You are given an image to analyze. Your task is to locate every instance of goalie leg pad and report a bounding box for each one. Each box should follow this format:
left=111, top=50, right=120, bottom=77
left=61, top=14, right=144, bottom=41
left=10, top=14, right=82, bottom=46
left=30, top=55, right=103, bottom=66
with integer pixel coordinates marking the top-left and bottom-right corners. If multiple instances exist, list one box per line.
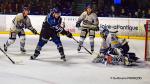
left=93, top=54, right=105, bottom=63
left=125, top=52, right=138, bottom=62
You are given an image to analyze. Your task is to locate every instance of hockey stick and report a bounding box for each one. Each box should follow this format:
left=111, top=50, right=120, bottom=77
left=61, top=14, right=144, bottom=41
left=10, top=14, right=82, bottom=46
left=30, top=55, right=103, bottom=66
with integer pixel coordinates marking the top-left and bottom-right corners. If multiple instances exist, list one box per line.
left=38, top=33, right=92, bottom=54
left=0, top=48, right=15, bottom=64
left=37, top=33, right=40, bottom=35
left=72, top=37, right=92, bottom=55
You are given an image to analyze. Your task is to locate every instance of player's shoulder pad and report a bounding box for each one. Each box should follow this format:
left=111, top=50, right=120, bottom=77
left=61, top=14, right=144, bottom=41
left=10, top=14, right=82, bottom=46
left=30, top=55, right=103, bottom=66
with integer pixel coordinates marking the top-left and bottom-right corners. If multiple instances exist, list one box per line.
left=15, top=13, right=23, bottom=21
left=91, top=12, right=97, bottom=16
left=82, top=11, right=87, bottom=15
left=16, top=13, right=23, bottom=17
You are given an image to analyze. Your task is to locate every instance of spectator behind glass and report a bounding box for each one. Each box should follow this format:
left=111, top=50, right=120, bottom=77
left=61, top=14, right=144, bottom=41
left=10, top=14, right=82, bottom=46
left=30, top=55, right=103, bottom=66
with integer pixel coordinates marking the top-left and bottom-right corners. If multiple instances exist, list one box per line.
left=40, top=2, right=47, bottom=15
left=128, top=12, right=132, bottom=18
left=120, top=8, right=127, bottom=17
left=62, top=7, right=72, bottom=16
left=27, top=2, right=31, bottom=10
left=3, top=2, right=7, bottom=14
left=8, top=2, right=12, bottom=14
left=30, top=2, right=40, bottom=15
left=137, top=8, right=142, bottom=18
left=142, top=10, right=146, bottom=18
left=103, top=6, right=109, bottom=17
left=0, top=3, right=2, bottom=13
left=15, top=3, right=19, bottom=13
left=146, top=9, right=150, bottom=18
left=109, top=5, right=117, bottom=17
left=133, top=8, right=143, bottom=18
left=134, top=11, right=138, bottom=18
left=3, top=2, right=13, bottom=14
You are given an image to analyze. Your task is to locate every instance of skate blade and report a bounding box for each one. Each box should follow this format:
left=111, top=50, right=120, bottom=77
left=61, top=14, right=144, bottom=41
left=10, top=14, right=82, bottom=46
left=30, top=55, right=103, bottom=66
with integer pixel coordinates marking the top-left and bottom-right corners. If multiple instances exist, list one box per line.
left=61, top=58, right=66, bottom=62
left=21, top=52, right=26, bottom=54
left=15, top=61, right=24, bottom=65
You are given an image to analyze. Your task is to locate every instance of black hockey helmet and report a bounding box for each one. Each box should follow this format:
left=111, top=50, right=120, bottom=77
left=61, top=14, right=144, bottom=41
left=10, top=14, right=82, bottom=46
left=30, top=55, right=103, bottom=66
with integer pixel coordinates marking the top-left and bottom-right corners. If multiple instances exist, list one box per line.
left=22, top=7, right=30, bottom=12
left=85, top=3, right=93, bottom=9
left=22, top=6, right=30, bottom=17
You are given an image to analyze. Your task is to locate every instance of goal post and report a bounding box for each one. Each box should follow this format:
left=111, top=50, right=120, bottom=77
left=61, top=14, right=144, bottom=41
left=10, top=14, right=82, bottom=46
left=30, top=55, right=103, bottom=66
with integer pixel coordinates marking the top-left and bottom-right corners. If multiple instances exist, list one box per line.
left=145, top=20, right=150, bottom=61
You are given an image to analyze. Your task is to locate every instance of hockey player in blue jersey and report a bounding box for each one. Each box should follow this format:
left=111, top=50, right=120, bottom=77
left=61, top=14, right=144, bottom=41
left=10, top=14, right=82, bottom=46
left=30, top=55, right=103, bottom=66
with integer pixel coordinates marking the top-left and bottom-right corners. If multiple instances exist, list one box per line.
left=30, top=8, right=72, bottom=61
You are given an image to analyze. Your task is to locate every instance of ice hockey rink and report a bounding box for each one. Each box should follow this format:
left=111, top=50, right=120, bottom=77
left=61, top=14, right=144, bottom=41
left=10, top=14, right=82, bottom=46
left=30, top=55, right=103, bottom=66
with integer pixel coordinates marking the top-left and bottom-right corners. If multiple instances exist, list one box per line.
left=0, top=34, right=150, bottom=84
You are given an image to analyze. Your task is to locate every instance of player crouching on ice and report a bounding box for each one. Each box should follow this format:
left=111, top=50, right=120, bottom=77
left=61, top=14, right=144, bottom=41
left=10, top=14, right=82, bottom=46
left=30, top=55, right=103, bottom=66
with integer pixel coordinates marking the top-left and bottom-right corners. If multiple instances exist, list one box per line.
left=4, top=7, right=38, bottom=53
left=76, top=3, right=99, bottom=53
left=93, top=28, right=139, bottom=66
left=30, top=8, right=72, bottom=61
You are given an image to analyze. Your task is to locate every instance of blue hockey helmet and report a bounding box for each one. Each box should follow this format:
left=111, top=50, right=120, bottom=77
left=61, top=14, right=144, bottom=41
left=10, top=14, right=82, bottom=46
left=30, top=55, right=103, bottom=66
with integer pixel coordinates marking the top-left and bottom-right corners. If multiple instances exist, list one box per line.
left=52, top=7, right=61, bottom=13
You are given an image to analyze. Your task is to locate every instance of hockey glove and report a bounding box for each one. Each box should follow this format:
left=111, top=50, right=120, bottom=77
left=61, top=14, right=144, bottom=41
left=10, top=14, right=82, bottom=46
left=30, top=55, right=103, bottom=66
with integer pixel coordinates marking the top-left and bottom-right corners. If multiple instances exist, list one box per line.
left=76, top=22, right=81, bottom=28
left=95, top=26, right=99, bottom=31
left=66, top=31, right=73, bottom=38
left=31, top=29, right=38, bottom=34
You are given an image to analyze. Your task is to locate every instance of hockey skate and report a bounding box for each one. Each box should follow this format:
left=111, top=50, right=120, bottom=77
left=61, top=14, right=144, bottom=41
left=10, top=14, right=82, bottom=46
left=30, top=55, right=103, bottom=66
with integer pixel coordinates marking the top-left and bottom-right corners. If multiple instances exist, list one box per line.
left=77, top=45, right=81, bottom=52
left=92, top=53, right=105, bottom=63
left=91, top=47, right=94, bottom=53
left=30, top=50, right=40, bottom=60
left=30, top=55, right=38, bottom=60
left=20, top=48, right=26, bottom=54
left=60, top=55, right=66, bottom=62
left=124, top=56, right=130, bottom=66
left=4, top=44, right=7, bottom=52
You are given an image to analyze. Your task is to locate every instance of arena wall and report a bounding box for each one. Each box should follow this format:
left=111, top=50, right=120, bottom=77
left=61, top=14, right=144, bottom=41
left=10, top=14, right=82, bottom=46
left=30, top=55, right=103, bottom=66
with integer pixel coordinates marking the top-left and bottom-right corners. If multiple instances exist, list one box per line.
left=0, top=15, right=149, bottom=39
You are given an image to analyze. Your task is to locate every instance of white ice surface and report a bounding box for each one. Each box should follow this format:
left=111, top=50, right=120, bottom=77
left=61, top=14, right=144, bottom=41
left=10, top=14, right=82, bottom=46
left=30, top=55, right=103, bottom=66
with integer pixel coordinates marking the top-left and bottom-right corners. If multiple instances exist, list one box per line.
left=0, top=35, right=150, bottom=84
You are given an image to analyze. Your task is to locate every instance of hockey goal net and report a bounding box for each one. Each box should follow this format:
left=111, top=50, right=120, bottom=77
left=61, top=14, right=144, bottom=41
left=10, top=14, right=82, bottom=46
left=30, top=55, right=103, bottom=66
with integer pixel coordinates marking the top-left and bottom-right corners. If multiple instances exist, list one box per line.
left=145, top=20, right=150, bottom=61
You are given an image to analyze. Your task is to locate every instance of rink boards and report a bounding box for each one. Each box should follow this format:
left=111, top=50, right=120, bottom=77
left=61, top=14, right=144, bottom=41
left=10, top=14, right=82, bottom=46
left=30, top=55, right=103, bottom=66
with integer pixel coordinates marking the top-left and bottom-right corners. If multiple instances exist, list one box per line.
left=0, top=15, right=150, bottom=40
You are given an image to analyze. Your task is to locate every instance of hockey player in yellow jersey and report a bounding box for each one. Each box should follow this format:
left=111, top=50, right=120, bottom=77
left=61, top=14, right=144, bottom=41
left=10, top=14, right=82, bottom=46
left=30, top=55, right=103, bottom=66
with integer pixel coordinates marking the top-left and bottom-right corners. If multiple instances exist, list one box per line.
left=76, top=3, right=99, bottom=53
left=4, top=7, right=38, bottom=53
